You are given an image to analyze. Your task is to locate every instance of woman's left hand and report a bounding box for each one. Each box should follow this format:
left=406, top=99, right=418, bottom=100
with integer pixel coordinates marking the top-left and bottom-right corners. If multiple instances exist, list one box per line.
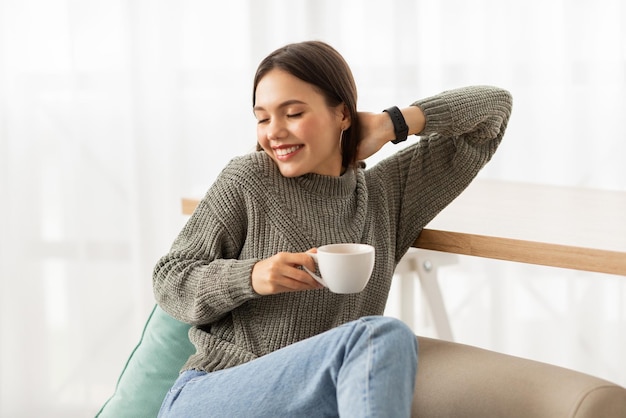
left=355, top=112, right=393, bottom=161
left=356, top=106, right=425, bottom=161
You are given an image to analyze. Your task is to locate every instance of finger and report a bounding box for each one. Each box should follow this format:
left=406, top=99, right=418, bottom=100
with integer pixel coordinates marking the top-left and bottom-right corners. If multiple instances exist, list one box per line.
left=271, top=269, right=321, bottom=292
left=290, top=267, right=324, bottom=289
left=257, top=252, right=324, bottom=293
left=270, top=260, right=319, bottom=289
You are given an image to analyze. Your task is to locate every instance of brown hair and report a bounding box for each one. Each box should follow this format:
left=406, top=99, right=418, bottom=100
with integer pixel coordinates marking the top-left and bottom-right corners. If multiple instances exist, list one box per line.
left=253, top=41, right=361, bottom=169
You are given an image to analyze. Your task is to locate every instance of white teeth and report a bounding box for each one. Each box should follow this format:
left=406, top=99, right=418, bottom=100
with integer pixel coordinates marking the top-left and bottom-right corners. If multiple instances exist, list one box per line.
left=275, top=146, right=301, bottom=156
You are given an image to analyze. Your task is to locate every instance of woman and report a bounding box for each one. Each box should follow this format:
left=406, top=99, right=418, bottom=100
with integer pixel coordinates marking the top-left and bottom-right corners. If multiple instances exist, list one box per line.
left=154, top=40, right=512, bottom=417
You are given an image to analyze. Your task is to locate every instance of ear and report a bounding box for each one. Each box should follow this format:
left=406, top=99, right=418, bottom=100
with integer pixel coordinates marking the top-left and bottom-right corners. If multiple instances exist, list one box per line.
left=336, top=103, right=351, bottom=130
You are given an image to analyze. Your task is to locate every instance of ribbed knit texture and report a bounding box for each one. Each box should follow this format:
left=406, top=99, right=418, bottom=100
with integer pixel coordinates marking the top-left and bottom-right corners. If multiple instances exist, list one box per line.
left=153, top=86, right=513, bottom=373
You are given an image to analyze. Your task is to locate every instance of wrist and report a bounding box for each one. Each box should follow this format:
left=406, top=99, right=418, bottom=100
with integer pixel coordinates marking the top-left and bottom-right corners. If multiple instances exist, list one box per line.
left=403, top=105, right=426, bottom=136
left=383, top=106, right=409, bottom=144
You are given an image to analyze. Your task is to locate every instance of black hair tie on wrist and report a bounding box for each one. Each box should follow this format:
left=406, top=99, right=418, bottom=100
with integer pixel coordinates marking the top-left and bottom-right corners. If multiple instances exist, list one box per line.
left=383, top=106, right=409, bottom=144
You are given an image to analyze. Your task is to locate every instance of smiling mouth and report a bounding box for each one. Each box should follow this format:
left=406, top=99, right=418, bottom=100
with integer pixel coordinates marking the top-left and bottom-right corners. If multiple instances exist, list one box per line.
left=274, top=145, right=303, bottom=157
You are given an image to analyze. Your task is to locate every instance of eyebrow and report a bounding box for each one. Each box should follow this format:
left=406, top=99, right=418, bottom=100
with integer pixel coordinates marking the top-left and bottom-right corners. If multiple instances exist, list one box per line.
left=253, top=99, right=307, bottom=112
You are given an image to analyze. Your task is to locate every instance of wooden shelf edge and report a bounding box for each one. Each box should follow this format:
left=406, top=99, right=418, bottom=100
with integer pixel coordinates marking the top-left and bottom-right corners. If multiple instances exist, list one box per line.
left=414, top=229, right=626, bottom=277
left=181, top=198, right=199, bottom=215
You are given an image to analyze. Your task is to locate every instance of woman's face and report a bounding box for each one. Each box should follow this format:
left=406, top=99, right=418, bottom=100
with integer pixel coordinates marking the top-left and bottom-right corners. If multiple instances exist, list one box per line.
left=254, top=69, right=349, bottom=178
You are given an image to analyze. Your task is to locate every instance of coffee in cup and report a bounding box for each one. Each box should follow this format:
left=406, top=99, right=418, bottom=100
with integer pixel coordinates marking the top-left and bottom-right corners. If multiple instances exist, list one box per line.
left=303, top=243, right=375, bottom=294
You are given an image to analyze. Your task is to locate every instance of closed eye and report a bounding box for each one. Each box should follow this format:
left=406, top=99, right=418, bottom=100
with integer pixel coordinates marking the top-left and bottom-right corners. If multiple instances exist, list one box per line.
left=287, top=112, right=303, bottom=118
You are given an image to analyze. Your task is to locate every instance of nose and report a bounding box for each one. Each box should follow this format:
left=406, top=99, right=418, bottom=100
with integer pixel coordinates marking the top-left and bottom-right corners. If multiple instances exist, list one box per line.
left=266, top=119, right=288, bottom=141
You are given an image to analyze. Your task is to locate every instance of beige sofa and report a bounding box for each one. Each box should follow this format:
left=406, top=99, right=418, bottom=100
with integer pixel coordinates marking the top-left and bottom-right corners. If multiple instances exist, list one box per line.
left=412, top=336, right=626, bottom=417
left=97, top=305, right=626, bottom=417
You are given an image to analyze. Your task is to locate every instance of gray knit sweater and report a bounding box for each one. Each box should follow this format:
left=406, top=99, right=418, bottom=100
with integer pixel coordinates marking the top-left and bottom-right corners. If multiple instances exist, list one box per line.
left=153, top=86, right=513, bottom=373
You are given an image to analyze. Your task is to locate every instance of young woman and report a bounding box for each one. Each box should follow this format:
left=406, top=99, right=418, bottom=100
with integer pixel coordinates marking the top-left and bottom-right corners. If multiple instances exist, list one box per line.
left=154, top=40, right=512, bottom=417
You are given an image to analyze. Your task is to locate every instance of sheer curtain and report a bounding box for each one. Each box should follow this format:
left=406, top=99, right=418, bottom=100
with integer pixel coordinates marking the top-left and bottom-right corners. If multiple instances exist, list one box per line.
left=0, top=0, right=624, bottom=416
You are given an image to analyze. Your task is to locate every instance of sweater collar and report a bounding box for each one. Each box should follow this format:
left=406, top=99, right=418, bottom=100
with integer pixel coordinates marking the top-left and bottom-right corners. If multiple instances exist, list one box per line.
left=295, top=168, right=357, bottom=198
left=254, top=151, right=358, bottom=198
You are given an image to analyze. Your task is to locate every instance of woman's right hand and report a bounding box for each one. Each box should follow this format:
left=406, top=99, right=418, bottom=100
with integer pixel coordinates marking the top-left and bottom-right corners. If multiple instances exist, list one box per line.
left=251, top=251, right=323, bottom=295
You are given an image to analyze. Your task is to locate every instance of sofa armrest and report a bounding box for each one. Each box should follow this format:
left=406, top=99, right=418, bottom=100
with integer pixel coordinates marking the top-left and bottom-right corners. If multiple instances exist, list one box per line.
left=412, top=336, right=626, bottom=418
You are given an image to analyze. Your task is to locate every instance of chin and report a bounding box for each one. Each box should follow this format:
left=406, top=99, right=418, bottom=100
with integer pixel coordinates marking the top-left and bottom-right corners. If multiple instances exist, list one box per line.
left=278, top=167, right=305, bottom=178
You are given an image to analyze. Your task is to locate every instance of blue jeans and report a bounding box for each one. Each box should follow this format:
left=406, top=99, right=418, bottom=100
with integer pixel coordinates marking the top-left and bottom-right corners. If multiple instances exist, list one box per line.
left=158, top=316, right=418, bottom=418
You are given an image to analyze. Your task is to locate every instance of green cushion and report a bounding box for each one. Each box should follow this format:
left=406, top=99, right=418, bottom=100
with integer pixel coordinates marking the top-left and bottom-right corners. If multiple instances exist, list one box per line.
left=96, top=305, right=195, bottom=418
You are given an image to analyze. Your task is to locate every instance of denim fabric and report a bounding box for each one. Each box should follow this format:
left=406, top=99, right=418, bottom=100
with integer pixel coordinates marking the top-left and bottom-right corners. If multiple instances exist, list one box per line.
left=158, top=316, right=418, bottom=418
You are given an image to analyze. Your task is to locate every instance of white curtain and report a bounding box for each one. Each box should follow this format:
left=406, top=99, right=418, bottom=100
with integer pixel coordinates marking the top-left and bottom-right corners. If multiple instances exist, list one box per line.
left=0, top=0, right=624, bottom=416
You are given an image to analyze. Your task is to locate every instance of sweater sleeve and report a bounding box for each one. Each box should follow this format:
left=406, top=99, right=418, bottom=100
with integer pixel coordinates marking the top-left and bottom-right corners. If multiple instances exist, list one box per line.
left=376, top=86, right=513, bottom=260
left=153, top=163, right=262, bottom=326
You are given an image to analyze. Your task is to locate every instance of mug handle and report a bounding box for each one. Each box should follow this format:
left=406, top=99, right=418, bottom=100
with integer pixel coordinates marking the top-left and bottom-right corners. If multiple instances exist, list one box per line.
left=303, top=253, right=327, bottom=288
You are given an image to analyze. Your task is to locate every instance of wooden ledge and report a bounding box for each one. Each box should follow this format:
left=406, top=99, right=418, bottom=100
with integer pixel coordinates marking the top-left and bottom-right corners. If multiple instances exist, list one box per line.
left=415, top=229, right=626, bottom=276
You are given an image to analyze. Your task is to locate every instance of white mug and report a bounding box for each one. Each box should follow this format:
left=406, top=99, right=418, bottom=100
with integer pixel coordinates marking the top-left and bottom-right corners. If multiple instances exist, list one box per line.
left=303, top=243, right=375, bottom=294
